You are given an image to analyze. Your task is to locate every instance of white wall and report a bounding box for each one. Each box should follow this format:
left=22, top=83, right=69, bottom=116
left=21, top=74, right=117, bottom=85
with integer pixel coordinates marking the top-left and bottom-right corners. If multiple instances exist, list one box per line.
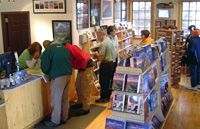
left=154, top=0, right=179, bottom=22
left=0, top=0, right=74, bottom=54
left=0, top=0, right=179, bottom=54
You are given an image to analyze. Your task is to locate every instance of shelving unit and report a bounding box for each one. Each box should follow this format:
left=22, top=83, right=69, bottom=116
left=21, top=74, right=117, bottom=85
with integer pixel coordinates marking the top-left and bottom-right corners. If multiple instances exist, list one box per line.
left=156, top=29, right=184, bottom=85
left=82, top=28, right=134, bottom=91
left=116, top=28, right=134, bottom=57
left=109, top=46, right=174, bottom=128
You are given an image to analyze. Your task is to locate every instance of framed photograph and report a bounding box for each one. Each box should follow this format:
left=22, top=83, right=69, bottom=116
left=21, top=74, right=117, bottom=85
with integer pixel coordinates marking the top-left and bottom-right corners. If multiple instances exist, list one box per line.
left=165, top=20, right=176, bottom=26
left=101, top=0, right=113, bottom=19
left=52, top=20, right=72, bottom=44
left=90, top=0, right=101, bottom=27
left=114, top=0, right=121, bottom=23
left=33, top=0, right=66, bottom=14
left=76, top=0, right=89, bottom=30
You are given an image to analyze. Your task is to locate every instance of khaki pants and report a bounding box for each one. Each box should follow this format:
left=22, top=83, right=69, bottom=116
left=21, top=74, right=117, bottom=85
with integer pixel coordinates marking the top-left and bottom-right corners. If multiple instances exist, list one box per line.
left=50, top=75, right=71, bottom=124
left=75, top=67, right=93, bottom=110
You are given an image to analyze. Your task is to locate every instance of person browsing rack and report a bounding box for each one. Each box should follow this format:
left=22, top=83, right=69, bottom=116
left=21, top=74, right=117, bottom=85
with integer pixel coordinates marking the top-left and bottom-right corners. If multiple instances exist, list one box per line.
left=92, top=29, right=115, bottom=103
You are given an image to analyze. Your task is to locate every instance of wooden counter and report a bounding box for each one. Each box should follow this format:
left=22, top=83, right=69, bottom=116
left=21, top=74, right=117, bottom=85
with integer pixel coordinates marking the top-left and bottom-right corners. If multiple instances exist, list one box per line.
left=0, top=70, right=75, bottom=129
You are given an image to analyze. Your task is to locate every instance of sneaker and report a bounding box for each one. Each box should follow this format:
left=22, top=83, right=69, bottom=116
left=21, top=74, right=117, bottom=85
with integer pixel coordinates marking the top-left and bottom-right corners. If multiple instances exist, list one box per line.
left=187, top=86, right=197, bottom=91
left=95, top=98, right=107, bottom=103
left=76, top=109, right=90, bottom=116
left=44, top=121, right=59, bottom=127
left=71, top=103, right=83, bottom=109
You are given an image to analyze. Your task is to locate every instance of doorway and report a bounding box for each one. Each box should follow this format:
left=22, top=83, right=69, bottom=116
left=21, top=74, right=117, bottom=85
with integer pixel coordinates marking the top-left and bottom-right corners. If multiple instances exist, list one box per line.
left=1, top=11, right=31, bottom=70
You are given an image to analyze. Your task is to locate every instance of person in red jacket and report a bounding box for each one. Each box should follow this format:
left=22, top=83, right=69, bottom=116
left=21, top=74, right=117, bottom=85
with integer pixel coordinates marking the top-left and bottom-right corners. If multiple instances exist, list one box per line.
left=65, top=43, right=94, bottom=116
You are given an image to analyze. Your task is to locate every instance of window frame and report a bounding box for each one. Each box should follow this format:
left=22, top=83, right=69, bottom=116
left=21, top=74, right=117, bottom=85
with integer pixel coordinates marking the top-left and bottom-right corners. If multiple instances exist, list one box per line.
left=179, top=0, right=200, bottom=35
left=129, top=0, right=154, bottom=38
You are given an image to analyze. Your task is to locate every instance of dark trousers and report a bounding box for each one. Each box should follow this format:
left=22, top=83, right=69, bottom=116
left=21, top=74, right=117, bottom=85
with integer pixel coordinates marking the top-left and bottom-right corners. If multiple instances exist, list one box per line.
left=99, top=62, right=113, bottom=99
left=110, top=58, right=118, bottom=89
left=189, top=64, right=200, bottom=87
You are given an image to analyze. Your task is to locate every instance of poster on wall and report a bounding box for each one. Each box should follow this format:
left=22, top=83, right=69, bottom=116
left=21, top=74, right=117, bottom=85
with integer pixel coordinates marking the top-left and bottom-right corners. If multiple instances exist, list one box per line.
left=52, top=20, right=72, bottom=44
left=76, top=0, right=89, bottom=30
left=90, top=0, right=101, bottom=27
left=33, top=0, right=66, bottom=13
left=101, top=0, right=113, bottom=19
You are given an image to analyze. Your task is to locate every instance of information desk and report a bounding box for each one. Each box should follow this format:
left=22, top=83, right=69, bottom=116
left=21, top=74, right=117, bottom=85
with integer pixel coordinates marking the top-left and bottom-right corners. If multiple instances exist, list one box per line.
left=0, top=69, right=75, bottom=129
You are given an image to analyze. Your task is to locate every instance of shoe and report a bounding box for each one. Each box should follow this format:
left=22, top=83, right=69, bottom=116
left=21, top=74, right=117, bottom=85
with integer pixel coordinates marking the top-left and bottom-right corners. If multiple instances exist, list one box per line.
left=44, top=121, right=59, bottom=127
left=76, top=109, right=90, bottom=116
left=61, top=120, right=67, bottom=124
left=187, top=86, right=197, bottom=91
left=71, top=103, right=83, bottom=109
left=95, top=98, right=107, bottom=103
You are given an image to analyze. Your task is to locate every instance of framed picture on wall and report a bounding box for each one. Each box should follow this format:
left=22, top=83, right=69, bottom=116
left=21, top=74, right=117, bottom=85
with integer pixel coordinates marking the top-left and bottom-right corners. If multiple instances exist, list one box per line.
left=101, top=0, right=113, bottom=19
left=114, top=0, right=121, bottom=23
left=155, top=21, right=161, bottom=27
left=33, top=0, right=66, bottom=14
left=90, top=0, right=101, bottom=27
left=52, top=20, right=72, bottom=44
left=76, top=0, right=89, bottom=30
left=165, top=20, right=176, bottom=26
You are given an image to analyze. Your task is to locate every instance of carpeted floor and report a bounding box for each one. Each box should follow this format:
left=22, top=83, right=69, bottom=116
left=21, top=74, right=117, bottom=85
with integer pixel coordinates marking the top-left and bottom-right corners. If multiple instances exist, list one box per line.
left=32, top=104, right=106, bottom=129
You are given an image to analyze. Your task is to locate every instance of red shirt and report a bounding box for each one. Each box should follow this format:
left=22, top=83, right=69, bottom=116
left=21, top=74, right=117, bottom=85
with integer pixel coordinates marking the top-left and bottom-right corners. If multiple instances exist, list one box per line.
left=65, top=44, right=91, bottom=69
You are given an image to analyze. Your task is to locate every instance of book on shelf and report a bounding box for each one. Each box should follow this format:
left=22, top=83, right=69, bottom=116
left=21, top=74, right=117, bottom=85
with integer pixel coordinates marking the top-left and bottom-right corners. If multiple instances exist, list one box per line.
left=142, top=44, right=152, bottom=65
left=131, top=47, right=145, bottom=57
left=105, top=117, right=126, bottom=129
left=130, top=54, right=148, bottom=71
left=126, top=95, right=140, bottom=114
left=150, top=115, right=161, bottom=129
left=112, top=73, right=127, bottom=91
left=126, top=121, right=153, bottom=129
left=160, top=74, right=169, bottom=97
left=142, top=74, right=150, bottom=98
left=158, top=41, right=167, bottom=52
left=125, top=74, right=141, bottom=93
left=152, top=62, right=158, bottom=82
left=150, top=90, right=158, bottom=111
left=94, top=81, right=101, bottom=91
left=91, top=32, right=97, bottom=39
left=112, top=93, right=126, bottom=112
left=146, top=68, right=156, bottom=89
left=119, top=54, right=131, bottom=67
left=144, top=97, right=149, bottom=121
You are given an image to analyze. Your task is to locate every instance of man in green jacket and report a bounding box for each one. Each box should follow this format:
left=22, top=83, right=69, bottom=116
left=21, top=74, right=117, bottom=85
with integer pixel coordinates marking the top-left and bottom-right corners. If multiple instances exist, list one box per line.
left=41, top=41, right=72, bottom=127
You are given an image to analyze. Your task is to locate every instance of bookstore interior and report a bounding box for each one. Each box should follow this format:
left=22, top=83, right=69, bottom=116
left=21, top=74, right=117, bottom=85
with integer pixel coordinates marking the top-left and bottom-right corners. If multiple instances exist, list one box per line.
left=0, top=0, right=200, bottom=129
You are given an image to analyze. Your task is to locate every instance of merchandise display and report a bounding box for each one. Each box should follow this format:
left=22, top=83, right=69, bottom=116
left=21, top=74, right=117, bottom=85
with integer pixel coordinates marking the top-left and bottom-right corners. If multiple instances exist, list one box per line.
left=107, top=43, right=174, bottom=128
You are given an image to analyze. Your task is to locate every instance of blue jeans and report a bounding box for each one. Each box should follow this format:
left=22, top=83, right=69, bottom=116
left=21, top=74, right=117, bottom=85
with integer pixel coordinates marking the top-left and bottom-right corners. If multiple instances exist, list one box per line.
left=189, top=64, right=200, bottom=87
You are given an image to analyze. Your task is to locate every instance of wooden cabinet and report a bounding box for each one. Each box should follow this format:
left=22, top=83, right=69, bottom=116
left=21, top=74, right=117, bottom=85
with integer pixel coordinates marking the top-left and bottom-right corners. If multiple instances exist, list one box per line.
left=156, top=29, right=184, bottom=85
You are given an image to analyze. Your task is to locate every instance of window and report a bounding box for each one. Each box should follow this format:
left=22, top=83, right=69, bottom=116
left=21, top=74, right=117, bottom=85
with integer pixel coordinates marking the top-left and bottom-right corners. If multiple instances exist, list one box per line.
left=182, top=1, right=200, bottom=35
left=132, top=1, right=152, bottom=35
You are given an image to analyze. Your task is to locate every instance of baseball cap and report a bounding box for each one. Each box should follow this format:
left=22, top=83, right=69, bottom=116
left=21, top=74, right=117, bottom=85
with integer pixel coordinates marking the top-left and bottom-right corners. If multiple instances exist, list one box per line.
left=188, top=25, right=196, bottom=31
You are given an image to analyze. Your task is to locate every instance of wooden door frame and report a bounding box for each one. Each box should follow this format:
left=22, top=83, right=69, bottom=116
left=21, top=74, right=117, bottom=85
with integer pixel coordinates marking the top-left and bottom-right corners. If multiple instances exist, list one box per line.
left=1, top=11, right=31, bottom=52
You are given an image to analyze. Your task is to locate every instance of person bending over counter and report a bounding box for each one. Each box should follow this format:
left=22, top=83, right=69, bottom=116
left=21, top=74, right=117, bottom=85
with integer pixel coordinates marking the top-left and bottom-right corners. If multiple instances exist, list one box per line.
left=64, top=42, right=94, bottom=116
left=18, top=42, right=42, bottom=69
left=41, top=41, right=72, bottom=127
left=140, top=30, right=153, bottom=45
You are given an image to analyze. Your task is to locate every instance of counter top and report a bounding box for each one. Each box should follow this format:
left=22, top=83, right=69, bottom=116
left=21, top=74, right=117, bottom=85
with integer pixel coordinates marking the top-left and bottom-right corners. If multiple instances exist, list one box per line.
left=0, top=75, right=42, bottom=92
left=0, top=98, right=5, bottom=108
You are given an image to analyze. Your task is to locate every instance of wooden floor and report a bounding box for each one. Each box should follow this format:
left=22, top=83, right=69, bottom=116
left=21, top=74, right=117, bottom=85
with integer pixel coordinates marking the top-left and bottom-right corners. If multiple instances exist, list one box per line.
left=86, top=75, right=200, bottom=129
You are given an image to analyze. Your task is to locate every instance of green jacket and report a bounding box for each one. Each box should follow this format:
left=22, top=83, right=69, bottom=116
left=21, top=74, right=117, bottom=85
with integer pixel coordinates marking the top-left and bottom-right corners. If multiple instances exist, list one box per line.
left=41, top=43, right=72, bottom=80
